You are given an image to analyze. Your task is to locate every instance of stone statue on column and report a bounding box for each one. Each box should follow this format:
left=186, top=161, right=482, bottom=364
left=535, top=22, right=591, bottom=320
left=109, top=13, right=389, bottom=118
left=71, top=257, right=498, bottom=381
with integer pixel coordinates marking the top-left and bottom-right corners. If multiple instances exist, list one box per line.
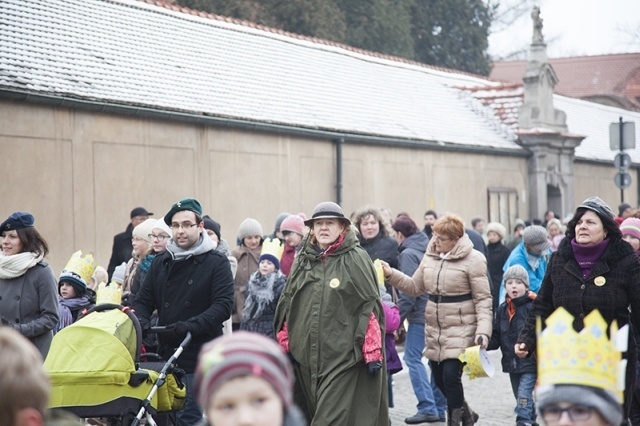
left=531, top=6, right=544, bottom=44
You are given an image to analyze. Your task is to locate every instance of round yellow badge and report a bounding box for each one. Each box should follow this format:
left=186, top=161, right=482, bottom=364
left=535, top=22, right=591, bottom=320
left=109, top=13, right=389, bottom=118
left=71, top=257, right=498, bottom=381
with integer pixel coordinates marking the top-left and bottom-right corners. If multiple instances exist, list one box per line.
left=594, top=276, right=606, bottom=286
left=329, top=278, right=340, bottom=288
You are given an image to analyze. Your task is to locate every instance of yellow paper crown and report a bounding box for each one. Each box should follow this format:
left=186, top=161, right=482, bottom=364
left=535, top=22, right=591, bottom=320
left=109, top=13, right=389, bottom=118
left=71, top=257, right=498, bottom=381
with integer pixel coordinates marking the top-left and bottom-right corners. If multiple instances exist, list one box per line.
left=96, top=281, right=123, bottom=305
left=62, top=250, right=97, bottom=284
left=260, top=237, right=284, bottom=261
left=537, top=307, right=627, bottom=402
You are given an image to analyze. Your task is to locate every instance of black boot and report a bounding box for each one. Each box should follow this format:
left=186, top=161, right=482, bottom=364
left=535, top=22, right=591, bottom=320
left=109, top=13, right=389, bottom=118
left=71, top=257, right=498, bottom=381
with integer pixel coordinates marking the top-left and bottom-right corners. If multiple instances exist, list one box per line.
left=461, top=400, right=479, bottom=426
left=448, top=408, right=463, bottom=426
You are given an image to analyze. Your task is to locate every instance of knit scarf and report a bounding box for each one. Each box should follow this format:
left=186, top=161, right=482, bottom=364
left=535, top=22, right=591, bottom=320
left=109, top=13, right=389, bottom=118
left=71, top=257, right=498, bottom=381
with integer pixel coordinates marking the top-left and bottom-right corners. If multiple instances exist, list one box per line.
left=570, top=238, right=610, bottom=278
left=138, top=253, right=156, bottom=273
left=55, top=295, right=92, bottom=333
left=315, top=234, right=346, bottom=262
left=506, top=291, right=536, bottom=322
left=243, top=270, right=282, bottom=321
left=166, top=231, right=215, bottom=261
left=0, top=252, right=43, bottom=279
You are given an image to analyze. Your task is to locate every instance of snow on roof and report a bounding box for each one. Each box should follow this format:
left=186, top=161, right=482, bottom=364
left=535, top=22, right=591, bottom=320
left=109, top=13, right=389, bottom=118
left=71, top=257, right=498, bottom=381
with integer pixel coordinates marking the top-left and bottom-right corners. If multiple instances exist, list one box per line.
left=463, top=83, right=640, bottom=163
left=2, top=0, right=638, bottom=162
left=0, top=0, right=516, bottom=150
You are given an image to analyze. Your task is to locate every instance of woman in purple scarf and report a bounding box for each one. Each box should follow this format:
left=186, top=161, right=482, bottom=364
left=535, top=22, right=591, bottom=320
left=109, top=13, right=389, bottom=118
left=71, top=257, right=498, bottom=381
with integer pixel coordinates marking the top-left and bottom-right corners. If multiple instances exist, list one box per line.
left=515, top=196, right=640, bottom=420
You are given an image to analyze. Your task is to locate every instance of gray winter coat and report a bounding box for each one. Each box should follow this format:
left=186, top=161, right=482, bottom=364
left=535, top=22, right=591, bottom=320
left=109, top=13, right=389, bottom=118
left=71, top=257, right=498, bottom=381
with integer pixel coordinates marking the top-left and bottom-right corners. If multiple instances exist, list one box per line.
left=0, top=262, right=59, bottom=359
left=396, top=231, right=429, bottom=324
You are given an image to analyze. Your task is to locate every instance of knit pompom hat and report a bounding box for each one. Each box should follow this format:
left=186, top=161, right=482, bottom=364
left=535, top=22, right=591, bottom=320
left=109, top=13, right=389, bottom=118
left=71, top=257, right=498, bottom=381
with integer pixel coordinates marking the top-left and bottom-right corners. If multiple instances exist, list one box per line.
left=194, top=331, right=294, bottom=410
left=485, top=222, right=506, bottom=240
left=279, top=215, right=305, bottom=236
left=132, top=218, right=157, bottom=244
left=503, top=264, right=529, bottom=288
left=237, top=218, right=263, bottom=242
left=620, top=217, right=640, bottom=240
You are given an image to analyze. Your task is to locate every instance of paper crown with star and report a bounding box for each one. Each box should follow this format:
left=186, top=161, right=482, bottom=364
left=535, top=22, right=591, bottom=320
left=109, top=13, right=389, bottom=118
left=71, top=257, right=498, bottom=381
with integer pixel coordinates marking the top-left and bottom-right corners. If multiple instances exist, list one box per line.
left=59, top=250, right=97, bottom=289
left=536, top=307, right=628, bottom=402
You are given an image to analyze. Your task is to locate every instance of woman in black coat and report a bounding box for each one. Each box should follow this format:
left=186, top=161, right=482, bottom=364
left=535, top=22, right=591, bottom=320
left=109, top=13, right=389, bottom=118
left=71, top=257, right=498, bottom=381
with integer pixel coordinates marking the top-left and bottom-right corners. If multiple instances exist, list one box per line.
left=515, top=196, right=640, bottom=419
left=353, top=205, right=398, bottom=269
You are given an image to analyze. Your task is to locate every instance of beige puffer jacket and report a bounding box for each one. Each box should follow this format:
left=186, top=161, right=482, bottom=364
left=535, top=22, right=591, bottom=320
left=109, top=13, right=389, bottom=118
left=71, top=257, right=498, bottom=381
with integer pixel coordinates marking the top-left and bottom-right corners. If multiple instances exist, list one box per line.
left=388, top=234, right=492, bottom=362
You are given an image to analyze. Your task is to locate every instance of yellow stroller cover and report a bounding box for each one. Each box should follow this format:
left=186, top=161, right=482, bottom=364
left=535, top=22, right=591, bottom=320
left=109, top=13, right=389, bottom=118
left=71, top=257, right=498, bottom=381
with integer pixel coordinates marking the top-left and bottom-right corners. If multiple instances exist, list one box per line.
left=44, top=308, right=161, bottom=410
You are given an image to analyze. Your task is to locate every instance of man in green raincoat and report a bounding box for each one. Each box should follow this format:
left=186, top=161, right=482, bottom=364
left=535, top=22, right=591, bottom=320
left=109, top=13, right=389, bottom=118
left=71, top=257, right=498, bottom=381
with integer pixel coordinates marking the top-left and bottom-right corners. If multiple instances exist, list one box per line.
left=275, top=201, right=389, bottom=426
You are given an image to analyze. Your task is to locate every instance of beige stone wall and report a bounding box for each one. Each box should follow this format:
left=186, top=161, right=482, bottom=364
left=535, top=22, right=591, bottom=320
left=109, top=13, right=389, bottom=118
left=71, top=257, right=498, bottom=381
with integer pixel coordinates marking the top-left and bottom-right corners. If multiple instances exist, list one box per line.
left=574, top=162, right=638, bottom=215
left=1, top=99, right=535, bottom=273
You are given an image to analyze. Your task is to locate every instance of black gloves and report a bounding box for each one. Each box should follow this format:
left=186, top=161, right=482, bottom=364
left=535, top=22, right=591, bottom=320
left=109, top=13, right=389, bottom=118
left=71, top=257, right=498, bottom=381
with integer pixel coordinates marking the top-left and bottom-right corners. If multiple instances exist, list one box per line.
left=166, top=321, right=192, bottom=340
left=366, top=361, right=383, bottom=377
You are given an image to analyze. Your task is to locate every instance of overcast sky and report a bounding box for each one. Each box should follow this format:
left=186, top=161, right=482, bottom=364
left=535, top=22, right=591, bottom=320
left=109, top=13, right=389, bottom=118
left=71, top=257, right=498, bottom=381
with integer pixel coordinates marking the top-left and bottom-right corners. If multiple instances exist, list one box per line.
left=488, top=0, right=640, bottom=59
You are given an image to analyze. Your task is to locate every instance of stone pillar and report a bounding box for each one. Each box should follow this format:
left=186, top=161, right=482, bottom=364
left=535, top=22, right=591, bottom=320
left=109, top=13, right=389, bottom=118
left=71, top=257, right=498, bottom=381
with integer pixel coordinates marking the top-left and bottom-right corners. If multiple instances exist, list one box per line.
left=516, top=7, right=585, bottom=220
left=518, top=132, right=584, bottom=220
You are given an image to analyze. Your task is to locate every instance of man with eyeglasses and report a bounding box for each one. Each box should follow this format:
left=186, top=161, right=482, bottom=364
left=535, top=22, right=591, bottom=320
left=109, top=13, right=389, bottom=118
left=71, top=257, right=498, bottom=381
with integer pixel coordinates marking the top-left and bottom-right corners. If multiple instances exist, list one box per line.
left=536, top=384, right=622, bottom=425
left=133, top=198, right=234, bottom=426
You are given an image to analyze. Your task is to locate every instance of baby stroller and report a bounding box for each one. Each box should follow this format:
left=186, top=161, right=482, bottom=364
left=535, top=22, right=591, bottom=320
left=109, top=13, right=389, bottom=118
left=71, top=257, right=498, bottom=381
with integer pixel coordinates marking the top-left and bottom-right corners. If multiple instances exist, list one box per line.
left=44, top=304, right=190, bottom=426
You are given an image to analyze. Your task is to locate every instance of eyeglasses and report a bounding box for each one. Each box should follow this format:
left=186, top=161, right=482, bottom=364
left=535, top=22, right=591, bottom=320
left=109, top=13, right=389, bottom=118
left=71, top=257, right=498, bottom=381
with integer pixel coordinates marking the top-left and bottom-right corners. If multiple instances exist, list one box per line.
left=148, top=233, right=169, bottom=241
left=170, top=222, right=197, bottom=230
left=541, top=404, right=595, bottom=422
left=432, top=234, right=450, bottom=242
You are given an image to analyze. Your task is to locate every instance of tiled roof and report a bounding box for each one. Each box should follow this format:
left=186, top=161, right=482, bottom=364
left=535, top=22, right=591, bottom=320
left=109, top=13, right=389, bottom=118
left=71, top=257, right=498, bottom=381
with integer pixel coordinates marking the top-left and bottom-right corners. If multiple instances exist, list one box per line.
left=462, top=83, right=640, bottom=163
left=1, top=0, right=639, bottom=163
left=0, top=0, right=516, bottom=150
left=490, top=53, right=640, bottom=110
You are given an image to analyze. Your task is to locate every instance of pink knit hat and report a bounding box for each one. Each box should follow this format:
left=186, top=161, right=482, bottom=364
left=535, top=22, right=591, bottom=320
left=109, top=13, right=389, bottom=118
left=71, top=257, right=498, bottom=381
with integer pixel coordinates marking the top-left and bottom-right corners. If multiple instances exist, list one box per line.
left=194, top=331, right=294, bottom=409
left=621, top=217, right=640, bottom=240
left=279, top=214, right=305, bottom=236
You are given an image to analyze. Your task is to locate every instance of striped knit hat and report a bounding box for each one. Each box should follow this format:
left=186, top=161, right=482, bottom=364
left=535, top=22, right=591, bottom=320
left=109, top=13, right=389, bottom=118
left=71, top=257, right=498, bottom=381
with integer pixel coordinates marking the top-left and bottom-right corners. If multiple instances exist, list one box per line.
left=620, top=217, right=640, bottom=240
left=194, top=331, right=294, bottom=410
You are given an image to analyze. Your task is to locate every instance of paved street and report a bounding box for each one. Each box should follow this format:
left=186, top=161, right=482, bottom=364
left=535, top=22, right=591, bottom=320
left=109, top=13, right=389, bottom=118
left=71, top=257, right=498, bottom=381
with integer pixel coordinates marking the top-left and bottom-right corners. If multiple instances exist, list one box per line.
left=390, top=349, right=517, bottom=425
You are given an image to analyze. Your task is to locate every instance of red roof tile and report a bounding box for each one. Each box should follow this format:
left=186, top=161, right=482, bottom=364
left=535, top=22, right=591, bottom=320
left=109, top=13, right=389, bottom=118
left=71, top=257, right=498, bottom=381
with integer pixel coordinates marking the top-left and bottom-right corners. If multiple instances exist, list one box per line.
left=490, top=53, right=640, bottom=110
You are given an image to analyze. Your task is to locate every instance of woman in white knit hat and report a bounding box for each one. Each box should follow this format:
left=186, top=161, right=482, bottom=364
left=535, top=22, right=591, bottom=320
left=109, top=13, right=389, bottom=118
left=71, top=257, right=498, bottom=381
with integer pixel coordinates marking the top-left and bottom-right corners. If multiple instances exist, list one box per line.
left=231, top=218, right=264, bottom=331
left=122, top=218, right=156, bottom=294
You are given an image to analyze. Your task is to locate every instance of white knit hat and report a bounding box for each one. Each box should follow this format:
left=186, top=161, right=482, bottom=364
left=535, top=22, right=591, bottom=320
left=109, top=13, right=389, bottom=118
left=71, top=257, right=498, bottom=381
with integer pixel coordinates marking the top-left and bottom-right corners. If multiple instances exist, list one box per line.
left=486, top=222, right=506, bottom=240
left=237, top=218, right=263, bottom=241
left=132, top=218, right=157, bottom=244
left=152, top=218, right=172, bottom=237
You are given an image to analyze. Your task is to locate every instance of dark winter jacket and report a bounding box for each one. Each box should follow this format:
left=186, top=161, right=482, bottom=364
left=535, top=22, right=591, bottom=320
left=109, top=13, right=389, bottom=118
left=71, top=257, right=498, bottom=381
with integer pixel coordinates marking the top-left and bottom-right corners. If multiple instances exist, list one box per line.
left=489, top=292, right=537, bottom=374
left=133, top=247, right=234, bottom=372
left=275, top=229, right=389, bottom=425
left=518, top=236, right=640, bottom=352
left=396, top=231, right=429, bottom=324
left=241, top=270, right=286, bottom=338
left=486, top=241, right=511, bottom=313
left=107, top=223, right=134, bottom=279
left=360, top=232, right=398, bottom=268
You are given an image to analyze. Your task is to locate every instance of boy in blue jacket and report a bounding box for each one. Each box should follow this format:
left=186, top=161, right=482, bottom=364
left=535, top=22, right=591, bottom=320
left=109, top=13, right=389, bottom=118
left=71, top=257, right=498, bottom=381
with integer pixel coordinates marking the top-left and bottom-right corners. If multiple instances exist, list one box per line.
left=488, top=264, right=537, bottom=426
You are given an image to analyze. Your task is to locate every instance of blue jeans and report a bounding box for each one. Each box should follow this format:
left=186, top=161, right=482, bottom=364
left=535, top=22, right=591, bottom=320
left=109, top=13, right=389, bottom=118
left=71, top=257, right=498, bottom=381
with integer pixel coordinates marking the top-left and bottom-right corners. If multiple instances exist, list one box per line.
left=404, top=322, right=447, bottom=416
left=509, top=372, right=537, bottom=423
left=176, top=373, right=203, bottom=426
